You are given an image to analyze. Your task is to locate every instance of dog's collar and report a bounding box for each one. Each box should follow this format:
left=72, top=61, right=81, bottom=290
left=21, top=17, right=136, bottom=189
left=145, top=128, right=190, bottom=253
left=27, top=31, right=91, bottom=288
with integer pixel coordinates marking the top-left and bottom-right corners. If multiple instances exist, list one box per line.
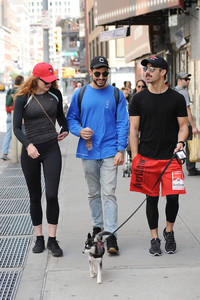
left=98, top=242, right=104, bottom=248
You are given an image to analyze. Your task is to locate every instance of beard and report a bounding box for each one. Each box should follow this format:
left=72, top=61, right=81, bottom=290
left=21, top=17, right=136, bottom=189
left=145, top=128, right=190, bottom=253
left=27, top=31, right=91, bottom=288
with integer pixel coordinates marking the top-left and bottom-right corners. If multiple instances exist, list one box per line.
left=92, top=77, right=107, bottom=88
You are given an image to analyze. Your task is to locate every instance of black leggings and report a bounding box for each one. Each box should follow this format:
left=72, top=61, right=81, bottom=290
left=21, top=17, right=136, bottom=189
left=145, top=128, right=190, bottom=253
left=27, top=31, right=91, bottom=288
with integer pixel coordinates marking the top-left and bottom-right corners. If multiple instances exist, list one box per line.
left=21, top=138, right=62, bottom=226
left=146, top=195, right=179, bottom=230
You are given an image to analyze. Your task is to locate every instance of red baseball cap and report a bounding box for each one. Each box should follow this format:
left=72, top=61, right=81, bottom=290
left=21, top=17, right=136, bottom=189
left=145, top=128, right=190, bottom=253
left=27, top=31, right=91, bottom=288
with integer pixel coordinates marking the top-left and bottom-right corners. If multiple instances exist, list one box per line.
left=32, top=62, right=59, bottom=82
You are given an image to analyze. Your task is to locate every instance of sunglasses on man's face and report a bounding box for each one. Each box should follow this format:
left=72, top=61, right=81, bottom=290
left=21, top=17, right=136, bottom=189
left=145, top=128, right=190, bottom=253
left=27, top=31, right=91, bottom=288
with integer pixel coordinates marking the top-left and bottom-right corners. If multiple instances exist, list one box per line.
left=39, top=78, right=51, bottom=85
left=182, top=78, right=190, bottom=81
left=137, top=85, right=146, bottom=88
left=93, top=71, right=109, bottom=78
left=143, top=66, right=158, bottom=73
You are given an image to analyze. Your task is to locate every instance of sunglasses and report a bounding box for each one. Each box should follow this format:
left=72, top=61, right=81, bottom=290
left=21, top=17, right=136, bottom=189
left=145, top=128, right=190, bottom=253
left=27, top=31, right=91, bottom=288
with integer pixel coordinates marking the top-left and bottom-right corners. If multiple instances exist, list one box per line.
left=39, top=78, right=51, bottom=85
left=137, top=85, right=146, bottom=88
left=143, top=66, right=157, bottom=73
left=93, top=71, right=109, bottom=78
left=182, top=78, right=190, bottom=81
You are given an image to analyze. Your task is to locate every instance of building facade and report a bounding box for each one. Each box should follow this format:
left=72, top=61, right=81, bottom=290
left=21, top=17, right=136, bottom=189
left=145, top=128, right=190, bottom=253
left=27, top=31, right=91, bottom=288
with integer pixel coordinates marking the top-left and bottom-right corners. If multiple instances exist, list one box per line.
left=0, top=0, right=30, bottom=85
left=93, top=0, right=200, bottom=127
left=85, top=0, right=135, bottom=88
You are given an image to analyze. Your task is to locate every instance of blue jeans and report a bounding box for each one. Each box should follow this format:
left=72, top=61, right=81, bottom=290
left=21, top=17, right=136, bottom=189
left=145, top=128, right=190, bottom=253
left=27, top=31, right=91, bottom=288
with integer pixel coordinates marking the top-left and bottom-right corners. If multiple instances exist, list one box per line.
left=81, top=157, right=118, bottom=234
left=1, top=113, right=12, bottom=155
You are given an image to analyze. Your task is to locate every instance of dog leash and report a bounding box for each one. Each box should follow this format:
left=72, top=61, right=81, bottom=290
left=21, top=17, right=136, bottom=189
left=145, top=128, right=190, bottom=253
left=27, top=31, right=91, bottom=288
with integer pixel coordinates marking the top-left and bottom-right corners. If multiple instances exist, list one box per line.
left=108, top=151, right=185, bottom=238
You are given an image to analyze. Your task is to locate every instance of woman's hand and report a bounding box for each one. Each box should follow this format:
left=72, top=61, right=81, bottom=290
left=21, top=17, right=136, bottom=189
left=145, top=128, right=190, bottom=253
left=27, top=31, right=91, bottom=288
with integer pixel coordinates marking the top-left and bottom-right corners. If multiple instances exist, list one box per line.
left=26, top=144, right=40, bottom=159
left=57, top=131, right=69, bottom=141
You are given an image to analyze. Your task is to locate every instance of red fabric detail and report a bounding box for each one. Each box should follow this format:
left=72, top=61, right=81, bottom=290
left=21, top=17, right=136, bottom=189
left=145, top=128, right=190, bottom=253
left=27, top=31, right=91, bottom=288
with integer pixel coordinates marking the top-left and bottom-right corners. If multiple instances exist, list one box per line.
left=6, top=105, right=14, bottom=113
left=151, top=55, right=158, bottom=60
left=130, top=154, right=186, bottom=196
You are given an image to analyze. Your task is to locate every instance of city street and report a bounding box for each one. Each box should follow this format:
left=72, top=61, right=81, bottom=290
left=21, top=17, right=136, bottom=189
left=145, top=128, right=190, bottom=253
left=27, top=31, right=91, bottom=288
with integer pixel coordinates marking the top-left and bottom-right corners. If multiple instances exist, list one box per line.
left=0, top=1, right=200, bottom=299
left=1, top=126, right=200, bottom=299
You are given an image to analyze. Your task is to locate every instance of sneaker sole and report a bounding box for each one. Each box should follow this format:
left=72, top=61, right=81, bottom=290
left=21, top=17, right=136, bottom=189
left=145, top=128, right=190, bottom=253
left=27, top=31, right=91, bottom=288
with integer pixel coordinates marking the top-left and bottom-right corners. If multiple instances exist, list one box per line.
left=164, top=249, right=176, bottom=254
left=107, top=247, right=119, bottom=254
left=47, top=247, right=63, bottom=257
left=32, top=248, right=45, bottom=254
left=149, top=252, right=161, bottom=256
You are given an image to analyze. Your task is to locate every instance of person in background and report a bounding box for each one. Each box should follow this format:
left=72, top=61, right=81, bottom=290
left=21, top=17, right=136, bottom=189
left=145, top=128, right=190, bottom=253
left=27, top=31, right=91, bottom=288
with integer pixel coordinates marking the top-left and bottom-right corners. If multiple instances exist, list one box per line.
left=74, top=82, right=82, bottom=91
left=175, top=72, right=200, bottom=176
left=67, top=56, right=129, bottom=254
left=129, top=79, right=147, bottom=107
left=1, top=75, right=24, bottom=161
left=125, top=81, right=133, bottom=93
left=133, top=79, right=147, bottom=94
left=120, top=87, right=130, bottom=104
left=13, top=62, right=69, bottom=257
left=129, top=56, right=188, bottom=256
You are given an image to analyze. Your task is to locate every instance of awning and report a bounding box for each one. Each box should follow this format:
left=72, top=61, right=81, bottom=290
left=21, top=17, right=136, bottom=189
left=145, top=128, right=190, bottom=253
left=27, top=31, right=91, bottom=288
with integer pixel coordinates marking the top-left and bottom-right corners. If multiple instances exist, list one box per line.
left=124, top=25, right=151, bottom=63
left=94, top=0, right=184, bottom=26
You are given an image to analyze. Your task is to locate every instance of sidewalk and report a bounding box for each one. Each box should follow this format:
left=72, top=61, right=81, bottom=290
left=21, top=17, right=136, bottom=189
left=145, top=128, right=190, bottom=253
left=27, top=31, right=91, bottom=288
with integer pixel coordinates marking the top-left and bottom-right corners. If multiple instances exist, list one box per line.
left=1, top=134, right=200, bottom=300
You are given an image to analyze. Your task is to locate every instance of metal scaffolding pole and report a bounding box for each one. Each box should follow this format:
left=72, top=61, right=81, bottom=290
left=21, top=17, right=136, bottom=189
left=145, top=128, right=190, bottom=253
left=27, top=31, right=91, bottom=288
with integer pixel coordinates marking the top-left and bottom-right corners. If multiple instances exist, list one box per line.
left=43, top=0, right=49, bottom=63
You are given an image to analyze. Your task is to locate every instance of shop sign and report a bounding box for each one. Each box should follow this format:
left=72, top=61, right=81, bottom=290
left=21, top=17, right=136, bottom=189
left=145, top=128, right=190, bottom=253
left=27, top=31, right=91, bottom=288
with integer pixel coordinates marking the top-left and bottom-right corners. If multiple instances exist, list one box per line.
left=169, top=14, right=178, bottom=27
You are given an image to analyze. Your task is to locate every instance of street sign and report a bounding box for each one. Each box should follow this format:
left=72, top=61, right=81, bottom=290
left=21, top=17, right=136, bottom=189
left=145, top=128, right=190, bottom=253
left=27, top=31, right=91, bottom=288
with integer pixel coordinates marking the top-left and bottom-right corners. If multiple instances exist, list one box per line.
left=99, top=27, right=130, bottom=42
left=62, top=51, right=78, bottom=57
left=42, top=10, right=51, bottom=29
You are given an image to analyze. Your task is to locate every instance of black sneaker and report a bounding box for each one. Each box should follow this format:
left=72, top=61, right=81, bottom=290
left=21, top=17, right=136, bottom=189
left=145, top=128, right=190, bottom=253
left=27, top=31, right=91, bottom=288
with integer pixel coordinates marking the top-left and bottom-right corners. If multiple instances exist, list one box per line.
left=188, top=169, right=200, bottom=176
left=149, top=238, right=161, bottom=256
left=47, top=239, right=63, bottom=257
left=32, top=236, right=45, bottom=253
left=163, top=228, right=176, bottom=254
left=106, top=235, right=119, bottom=254
left=92, top=227, right=102, bottom=238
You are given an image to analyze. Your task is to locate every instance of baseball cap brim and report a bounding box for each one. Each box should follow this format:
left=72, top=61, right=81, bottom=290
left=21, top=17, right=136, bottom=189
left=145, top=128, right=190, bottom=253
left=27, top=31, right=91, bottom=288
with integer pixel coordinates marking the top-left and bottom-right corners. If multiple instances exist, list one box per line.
left=183, top=73, right=191, bottom=78
left=39, top=75, right=59, bottom=82
left=92, top=63, right=110, bottom=69
left=141, top=59, right=150, bottom=67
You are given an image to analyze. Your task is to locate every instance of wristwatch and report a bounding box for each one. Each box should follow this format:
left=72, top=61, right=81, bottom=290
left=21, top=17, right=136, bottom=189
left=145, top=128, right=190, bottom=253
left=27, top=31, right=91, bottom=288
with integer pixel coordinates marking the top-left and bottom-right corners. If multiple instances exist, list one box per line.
left=118, top=150, right=125, bottom=154
left=177, top=141, right=185, bottom=147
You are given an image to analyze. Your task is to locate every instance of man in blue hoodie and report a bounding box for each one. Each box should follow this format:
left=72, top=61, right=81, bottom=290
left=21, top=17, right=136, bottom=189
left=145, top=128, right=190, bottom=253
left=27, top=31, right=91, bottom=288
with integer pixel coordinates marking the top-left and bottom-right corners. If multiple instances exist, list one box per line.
left=67, top=56, right=129, bottom=254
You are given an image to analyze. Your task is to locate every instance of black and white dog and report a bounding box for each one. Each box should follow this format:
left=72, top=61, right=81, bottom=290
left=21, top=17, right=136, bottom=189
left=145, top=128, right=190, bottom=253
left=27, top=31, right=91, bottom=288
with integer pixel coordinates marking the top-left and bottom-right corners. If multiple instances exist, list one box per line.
left=83, top=231, right=112, bottom=284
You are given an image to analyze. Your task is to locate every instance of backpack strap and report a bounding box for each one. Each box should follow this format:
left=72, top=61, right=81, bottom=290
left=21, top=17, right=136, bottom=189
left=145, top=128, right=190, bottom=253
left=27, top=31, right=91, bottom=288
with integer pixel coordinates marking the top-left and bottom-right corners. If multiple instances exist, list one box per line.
left=24, top=95, right=33, bottom=108
left=114, top=87, right=119, bottom=111
left=78, top=85, right=88, bottom=117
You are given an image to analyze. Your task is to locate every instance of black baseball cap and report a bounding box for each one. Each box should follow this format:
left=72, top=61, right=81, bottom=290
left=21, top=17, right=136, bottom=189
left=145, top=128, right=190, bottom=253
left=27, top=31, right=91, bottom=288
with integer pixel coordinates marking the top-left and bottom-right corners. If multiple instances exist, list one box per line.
left=90, top=56, right=110, bottom=69
left=141, top=55, right=168, bottom=72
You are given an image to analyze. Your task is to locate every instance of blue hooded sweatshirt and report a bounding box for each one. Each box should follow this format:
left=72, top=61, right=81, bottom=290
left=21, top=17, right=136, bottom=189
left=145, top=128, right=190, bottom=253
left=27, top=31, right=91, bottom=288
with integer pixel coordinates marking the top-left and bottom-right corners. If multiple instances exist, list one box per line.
left=67, top=84, right=129, bottom=159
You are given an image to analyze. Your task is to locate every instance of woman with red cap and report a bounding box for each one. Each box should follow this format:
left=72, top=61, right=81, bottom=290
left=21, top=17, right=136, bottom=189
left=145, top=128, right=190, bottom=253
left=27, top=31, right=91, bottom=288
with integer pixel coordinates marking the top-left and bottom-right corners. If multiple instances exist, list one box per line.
left=13, top=62, right=69, bottom=257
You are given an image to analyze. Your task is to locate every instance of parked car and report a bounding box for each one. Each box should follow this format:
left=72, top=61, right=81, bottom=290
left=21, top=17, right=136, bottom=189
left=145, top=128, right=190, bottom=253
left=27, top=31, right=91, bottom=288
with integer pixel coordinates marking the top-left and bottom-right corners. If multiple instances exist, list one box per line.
left=0, top=82, right=5, bottom=91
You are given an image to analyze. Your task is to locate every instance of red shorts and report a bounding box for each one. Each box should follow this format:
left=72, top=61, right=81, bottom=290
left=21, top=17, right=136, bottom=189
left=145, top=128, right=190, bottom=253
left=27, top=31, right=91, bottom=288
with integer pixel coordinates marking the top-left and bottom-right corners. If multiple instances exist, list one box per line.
left=130, top=154, right=186, bottom=197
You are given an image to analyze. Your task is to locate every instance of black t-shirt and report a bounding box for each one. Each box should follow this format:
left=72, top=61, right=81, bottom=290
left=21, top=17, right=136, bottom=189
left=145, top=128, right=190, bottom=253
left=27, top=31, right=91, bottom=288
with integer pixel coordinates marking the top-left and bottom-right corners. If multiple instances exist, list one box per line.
left=129, top=88, right=187, bottom=159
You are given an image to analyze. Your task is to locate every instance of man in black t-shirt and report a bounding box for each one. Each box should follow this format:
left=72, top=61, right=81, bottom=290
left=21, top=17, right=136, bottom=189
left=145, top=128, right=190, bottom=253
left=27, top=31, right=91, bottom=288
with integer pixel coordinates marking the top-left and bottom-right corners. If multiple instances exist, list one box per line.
left=129, top=56, right=188, bottom=256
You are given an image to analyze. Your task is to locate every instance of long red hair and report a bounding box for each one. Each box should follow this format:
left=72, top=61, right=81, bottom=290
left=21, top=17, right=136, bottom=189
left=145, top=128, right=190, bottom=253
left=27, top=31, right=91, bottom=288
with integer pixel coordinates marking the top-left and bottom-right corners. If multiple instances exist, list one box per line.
left=14, top=76, right=58, bottom=100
